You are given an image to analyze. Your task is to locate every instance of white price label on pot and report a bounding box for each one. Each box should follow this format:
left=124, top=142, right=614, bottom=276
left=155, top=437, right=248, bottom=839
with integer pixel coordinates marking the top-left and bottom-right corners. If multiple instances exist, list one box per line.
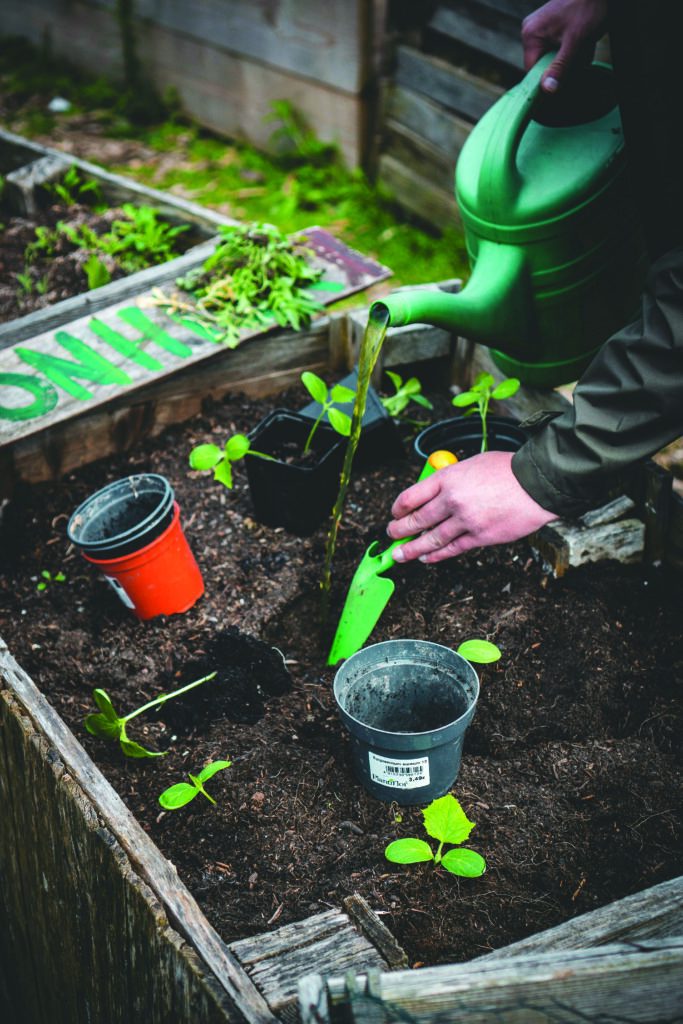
left=104, top=575, right=136, bottom=610
left=368, top=752, right=430, bottom=790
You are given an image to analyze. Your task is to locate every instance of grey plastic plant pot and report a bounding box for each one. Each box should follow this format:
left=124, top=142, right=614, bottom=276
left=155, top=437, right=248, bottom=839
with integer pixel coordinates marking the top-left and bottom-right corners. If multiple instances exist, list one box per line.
left=333, top=639, right=480, bottom=806
left=67, top=474, right=175, bottom=558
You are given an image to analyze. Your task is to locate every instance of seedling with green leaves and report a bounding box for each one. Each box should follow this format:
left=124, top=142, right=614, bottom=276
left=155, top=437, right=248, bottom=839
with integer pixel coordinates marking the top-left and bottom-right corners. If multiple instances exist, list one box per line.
left=188, top=371, right=354, bottom=486
left=452, top=372, right=520, bottom=452
left=36, top=569, right=65, bottom=591
left=300, top=371, right=355, bottom=452
left=189, top=432, right=272, bottom=489
left=84, top=672, right=216, bottom=758
left=159, top=760, right=232, bottom=809
left=48, top=164, right=103, bottom=207
left=381, top=371, right=433, bottom=423
left=385, top=794, right=486, bottom=877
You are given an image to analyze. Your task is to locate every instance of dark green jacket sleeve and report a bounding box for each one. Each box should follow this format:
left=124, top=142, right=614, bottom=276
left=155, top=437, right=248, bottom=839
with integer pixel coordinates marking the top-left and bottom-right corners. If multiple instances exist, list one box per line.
left=511, top=244, right=683, bottom=518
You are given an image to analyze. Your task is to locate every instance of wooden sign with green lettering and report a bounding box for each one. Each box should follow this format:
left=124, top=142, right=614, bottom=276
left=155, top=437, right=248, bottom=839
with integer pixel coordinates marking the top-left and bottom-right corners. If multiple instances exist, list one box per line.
left=0, top=228, right=389, bottom=448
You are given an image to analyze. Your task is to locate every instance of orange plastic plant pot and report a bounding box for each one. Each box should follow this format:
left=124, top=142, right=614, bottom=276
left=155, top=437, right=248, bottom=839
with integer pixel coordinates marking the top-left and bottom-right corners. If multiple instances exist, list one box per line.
left=83, top=502, right=204, bottom=619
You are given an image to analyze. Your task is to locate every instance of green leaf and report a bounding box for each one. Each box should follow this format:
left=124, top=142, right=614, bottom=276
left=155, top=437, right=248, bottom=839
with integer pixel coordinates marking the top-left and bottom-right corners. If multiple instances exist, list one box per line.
left=93, top=688, right=121, bottom=723
left=491, top=377, right=520, bottom=400
left=413, top=395, right=434, bottom=409
left=37, top=582, right=47, bottom=591
left=327, top=408, right=352, bottom=436
left=224, top=433, right=251, bottom=460
left=329, top=384, right=356, bottom=404
left=423, top=794, right=474, bottom=846
left=457, top=639, right=501, bottom=664
left=54, top=572, right=66, bottom=582
left=159, top=783, right=198, bottom=809
left=474, top=371, right=495, bottom=390
left=213, top=460, right=233, bottom=488
left=189, top=443, right=223, bottom=470
left=385, top=838, right=434, bottom=864
left=119, top=736, right=166, bottom=758
left=441, top=848, right=486, bottom=877
left=197, top=760, right=232, bottom=783
left=452, top=391, right=477, bottom=407
left=84, top=712, right=122, bottom=739
left=301, top=371, right=328, bottom=404
left=385, top=370, right=402, bottom=390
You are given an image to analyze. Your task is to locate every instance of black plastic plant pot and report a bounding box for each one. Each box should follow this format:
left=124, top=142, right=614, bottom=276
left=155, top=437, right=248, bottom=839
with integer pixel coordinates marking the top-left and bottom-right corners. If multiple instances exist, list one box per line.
left=244, top=409, right=346, bottom=536
left=67, top=474, right=175, bottom=558
left=333, top=639, right=480, bottom=806
left=414, top=413, right=529, bottom=461
left=299, top=368, right=405, bottom=469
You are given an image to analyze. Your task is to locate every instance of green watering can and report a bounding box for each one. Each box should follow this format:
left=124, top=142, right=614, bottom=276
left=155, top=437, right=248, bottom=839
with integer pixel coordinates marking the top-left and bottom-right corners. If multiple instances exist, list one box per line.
left=372, top=53, right=650, bottom=387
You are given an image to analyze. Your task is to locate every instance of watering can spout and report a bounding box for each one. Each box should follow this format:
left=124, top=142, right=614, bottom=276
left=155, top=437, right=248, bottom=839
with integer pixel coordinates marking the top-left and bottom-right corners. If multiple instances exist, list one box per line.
left=370, top=241, right=536, bottom=360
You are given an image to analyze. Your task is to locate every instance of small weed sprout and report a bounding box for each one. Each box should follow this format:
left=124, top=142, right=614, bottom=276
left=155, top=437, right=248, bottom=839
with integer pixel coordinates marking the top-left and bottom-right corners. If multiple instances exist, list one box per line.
left=452, top=372, right=520, bottom=452
left=385, top=794, right=486, bottom=877
left=300, top=371, right=355, bottom=452
left=48, top=165, right=103, bottom=207
left=381, top=371, right=433, bottom=423
left=159, top=760, right=232, bottom=810
left=84, top=672, right=216, bottom=758
left=36, top=569, right=66, bottom=591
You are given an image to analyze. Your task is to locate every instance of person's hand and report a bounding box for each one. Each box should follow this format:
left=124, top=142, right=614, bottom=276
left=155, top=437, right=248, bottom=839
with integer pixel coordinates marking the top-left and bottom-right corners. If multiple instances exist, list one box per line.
left=387, top=451, right=558, bottom=563
left=521, top=0, right=608, bottom=93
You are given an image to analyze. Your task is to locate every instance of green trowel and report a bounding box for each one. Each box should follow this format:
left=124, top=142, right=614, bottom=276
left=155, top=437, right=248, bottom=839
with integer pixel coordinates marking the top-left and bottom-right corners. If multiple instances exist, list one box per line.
left=328, top=459, right=442, bottom=666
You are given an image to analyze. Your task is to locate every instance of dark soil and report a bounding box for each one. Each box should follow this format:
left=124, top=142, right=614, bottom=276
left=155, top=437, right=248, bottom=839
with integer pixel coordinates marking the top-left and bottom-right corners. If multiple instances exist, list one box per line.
left=1, top=382, right=681, bottom=969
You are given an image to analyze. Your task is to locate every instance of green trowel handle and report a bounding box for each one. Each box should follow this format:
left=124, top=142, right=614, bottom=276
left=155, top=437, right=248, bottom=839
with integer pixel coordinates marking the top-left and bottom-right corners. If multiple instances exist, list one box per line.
left=480, top=50, right=555, bottom=213
left=379, top=459, right=439, bottom=570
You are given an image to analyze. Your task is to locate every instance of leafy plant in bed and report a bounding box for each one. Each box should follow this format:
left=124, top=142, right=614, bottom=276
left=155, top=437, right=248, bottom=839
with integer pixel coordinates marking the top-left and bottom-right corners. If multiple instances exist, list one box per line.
left=189, top=371, right=356, bottom=536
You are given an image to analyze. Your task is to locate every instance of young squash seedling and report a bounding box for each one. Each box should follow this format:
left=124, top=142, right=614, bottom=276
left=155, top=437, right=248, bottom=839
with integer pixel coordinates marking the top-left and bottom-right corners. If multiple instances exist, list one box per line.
left=381, top=370, right=433, bottom=424
left=385, top=793, right=486, bottom=877
left=84, top=671, right=216, bottom=758
left=452, top=371, right=520, bottom=453
left=159, top=760, right=232, bottom=809
left=188, top=372, right=355, bottom=486
left=300, top=371, right=355, bottom=452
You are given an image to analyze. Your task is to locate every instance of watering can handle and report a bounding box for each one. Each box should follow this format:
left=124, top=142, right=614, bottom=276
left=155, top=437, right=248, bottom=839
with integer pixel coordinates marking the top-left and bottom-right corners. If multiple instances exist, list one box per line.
left=478, top=51, right=556, bottom=213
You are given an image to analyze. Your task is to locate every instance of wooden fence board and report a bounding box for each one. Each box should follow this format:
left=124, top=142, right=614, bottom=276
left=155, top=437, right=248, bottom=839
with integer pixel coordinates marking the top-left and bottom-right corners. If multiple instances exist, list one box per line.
left=386, top=83, right=473, bottom=166
left=428, top=1, right=529, bottom=69
left=378, top=154, right=461, bottom=230
left=395, top=46, right=504, bottom=122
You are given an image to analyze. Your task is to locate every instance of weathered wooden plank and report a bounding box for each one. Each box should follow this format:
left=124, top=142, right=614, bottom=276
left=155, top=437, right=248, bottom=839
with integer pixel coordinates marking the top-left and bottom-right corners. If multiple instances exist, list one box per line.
left=378, top=154, right=461, bottom=230
left=229, top=908, right=388, bottom=1018
left=0, top=639, right=279, bottom=1024
left=343, top=894, right=409, bottom=971
left=428, top=1, right=528, bottom=69
left=531, top=515, right=644, bottom=577
left=385, top=84, right=473, bottom=167
left=0, top=226, right=389, bottom=449
left=395, top=46, right=504, bottom=122
left=135, top=0, right=373, bottom=94
left=0, top=319, right=333, bottom=492
left=382, top=120, right=458, bottom=198
left=302, top=938, right=683, bottom=1023
left=481, top=876, right=683, bottom=959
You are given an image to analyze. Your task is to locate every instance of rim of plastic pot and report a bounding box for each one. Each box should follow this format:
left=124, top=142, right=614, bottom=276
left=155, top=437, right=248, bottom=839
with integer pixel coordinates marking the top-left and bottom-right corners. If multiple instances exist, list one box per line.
left=333, top=639, right=480, bottom=743
left=67, top=473, right=175, bottom=558
left=414, top=413, right=528, bottom=461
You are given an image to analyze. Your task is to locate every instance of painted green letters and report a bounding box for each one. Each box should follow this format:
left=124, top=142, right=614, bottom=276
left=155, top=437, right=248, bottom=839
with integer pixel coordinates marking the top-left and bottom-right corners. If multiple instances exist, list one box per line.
left=15, top=332, right=132, bottom=400
left=0, top=373, right=59, bottom=421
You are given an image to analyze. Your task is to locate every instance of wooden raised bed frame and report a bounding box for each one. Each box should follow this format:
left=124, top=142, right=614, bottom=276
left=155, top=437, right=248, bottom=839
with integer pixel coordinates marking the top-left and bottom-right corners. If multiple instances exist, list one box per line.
left=1, top=131, right=683, bottom=1023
